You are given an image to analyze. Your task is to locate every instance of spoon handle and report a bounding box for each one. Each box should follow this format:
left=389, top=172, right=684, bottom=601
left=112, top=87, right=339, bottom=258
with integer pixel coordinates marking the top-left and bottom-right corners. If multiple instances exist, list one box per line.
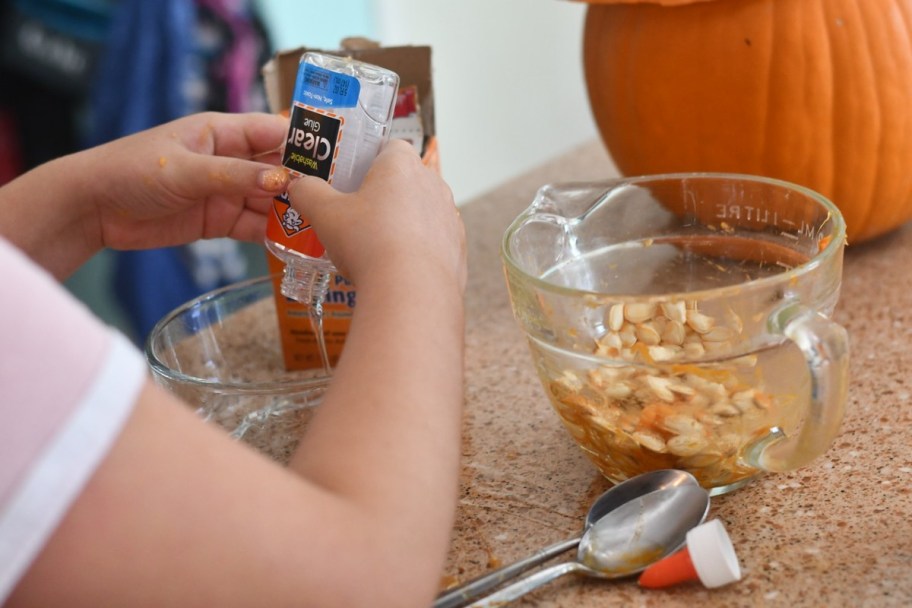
left=433, top=536, right=579, bottom=608
left=465, top=561, right=587, bottom=607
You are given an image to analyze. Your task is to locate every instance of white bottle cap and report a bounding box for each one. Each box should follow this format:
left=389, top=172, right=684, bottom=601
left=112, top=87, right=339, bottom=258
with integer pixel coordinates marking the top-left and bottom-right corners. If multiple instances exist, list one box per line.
left=686, top=519, right=742, bottom=588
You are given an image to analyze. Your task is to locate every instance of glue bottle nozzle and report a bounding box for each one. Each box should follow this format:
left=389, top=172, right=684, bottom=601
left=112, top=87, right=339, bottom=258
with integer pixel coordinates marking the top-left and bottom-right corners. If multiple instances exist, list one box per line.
left=639, top=519, right=741, bottom=589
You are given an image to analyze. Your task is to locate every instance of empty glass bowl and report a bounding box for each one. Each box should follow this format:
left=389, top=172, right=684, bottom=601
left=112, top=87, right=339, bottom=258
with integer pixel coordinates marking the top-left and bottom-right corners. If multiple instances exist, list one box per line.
left=145, top=274, right=330, bottom=463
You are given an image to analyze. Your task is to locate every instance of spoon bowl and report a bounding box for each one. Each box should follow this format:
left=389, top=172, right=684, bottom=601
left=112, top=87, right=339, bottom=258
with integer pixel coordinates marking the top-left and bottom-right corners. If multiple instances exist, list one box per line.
left=435, top=469, right=701, bottom=608
left=578, top=483, right=710, bottom=577
left=581, top=469, right=700, bottom=530
left=467, top=483, right=711, bottom=607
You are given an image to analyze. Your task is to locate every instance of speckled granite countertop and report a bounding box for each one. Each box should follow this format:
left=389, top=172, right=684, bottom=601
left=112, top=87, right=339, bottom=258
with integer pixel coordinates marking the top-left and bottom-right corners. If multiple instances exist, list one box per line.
left=446, top=140, right=912, bottom=607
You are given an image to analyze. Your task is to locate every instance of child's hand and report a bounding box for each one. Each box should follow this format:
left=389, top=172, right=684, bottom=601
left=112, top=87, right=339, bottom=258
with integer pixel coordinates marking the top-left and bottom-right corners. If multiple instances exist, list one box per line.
left=90, top=112, right=290, bottom=250
left=286, top=139, right=466, bottom=291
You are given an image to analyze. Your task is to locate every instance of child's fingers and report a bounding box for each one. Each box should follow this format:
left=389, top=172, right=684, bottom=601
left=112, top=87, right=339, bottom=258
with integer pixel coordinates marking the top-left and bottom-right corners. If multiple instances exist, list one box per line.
left=204, top=112, right=289, bottom=159
left=171, top=156, right=289, bottom=200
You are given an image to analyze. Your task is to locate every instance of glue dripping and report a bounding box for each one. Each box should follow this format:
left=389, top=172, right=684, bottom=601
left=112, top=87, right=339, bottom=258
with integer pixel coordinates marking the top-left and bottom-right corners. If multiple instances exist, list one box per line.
left=638, top=519, right=742, bottom=589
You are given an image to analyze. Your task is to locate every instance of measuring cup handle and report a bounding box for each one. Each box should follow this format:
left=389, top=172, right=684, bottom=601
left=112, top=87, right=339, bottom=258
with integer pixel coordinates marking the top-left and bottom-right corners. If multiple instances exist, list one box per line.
left=752, top=302, right=850, bottom=472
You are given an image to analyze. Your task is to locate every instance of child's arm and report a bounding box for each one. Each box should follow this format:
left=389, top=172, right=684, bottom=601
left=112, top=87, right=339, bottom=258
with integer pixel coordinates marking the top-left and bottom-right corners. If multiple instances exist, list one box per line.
left=0, top=112, right=288, bottom=279
left=287, top=139, right=467, bottom=603
left=6, top=140, right=466, bottom=608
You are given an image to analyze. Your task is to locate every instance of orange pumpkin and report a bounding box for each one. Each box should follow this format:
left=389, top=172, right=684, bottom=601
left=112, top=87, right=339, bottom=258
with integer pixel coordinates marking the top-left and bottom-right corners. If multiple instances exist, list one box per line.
left=581, top=0, right=912, bottom=242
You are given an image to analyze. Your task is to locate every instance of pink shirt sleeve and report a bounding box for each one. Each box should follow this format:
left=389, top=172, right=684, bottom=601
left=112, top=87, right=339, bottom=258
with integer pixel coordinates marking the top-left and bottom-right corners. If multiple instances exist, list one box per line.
left=0, top=237, right=147, bottom=601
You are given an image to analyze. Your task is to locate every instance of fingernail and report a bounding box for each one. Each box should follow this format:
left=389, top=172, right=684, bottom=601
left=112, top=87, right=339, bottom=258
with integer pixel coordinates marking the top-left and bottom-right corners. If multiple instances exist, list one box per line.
left=258, top=168, right=289, bottom=192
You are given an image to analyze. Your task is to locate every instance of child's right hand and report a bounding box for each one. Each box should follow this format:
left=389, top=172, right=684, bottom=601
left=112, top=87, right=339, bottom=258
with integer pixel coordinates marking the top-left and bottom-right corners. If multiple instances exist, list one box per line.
left=285, top=139, right=466, bottom=292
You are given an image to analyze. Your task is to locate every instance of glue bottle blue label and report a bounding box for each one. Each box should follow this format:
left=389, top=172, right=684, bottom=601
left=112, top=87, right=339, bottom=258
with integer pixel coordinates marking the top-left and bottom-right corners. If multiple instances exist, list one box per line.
left=281, top=64, right=361, bottom=182
left=295, top=63, right=361, bottom=109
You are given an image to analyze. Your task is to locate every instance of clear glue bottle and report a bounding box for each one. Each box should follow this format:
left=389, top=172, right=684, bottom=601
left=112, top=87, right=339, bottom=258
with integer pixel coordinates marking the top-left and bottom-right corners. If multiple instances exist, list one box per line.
left=265, top=52, right=399, bottom=369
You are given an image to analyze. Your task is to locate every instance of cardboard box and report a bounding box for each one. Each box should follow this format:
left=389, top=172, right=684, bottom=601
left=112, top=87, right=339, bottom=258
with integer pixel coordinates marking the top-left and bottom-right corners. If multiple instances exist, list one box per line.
left=262, top=41, right=438, bottom=169
left=261, top=42, right=438, bottom=371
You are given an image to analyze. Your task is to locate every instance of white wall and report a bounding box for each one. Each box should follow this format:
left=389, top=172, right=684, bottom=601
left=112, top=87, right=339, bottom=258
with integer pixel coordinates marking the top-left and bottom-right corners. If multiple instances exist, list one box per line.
left=374, top=0, right=598, bottom=204
left=255, top=0, right=376, bottom=50
left=256, top=0, right=599, bottom=205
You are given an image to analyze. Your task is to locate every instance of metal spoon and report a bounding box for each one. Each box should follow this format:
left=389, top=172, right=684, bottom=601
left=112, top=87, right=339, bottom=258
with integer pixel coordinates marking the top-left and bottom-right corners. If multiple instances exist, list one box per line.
left=466, top=483, right=711, bottom=607
left=434, top=469, right=701, bottom=608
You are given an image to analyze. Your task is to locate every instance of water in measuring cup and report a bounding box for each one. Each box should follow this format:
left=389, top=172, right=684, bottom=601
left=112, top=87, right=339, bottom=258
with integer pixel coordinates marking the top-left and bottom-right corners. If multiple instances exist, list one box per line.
left=543, top=234, right=809, bottom=296
left=528, top=234, right=813, bottom=494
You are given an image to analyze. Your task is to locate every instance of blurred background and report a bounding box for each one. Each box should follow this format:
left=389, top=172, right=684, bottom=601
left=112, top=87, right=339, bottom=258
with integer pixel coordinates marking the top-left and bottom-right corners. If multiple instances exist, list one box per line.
left=0, top=0, right=596, bottom=341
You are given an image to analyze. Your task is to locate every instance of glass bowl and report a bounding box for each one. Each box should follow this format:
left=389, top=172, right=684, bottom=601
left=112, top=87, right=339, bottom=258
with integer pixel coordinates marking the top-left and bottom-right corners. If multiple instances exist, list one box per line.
left=145, top=274, right=331, bottom=463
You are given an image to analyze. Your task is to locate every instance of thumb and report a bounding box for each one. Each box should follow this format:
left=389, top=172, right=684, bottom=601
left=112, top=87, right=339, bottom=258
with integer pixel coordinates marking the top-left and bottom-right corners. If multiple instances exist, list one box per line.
left=286, top=174, right=344, bottom=222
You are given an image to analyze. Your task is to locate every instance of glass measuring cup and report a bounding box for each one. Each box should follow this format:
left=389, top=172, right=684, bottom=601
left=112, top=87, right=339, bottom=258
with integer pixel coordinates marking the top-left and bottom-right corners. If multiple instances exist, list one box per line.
left=502, top=174, right=849, bottom=495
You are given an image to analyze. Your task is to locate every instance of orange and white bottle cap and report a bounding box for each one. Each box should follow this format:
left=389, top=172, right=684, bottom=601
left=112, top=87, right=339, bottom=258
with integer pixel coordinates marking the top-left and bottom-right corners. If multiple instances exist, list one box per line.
left=638, top=519, right=741, bottom=589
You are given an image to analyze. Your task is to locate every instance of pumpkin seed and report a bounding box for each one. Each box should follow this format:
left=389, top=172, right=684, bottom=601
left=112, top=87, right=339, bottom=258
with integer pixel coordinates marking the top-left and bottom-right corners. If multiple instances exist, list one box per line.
left=661, top=320, right=686, bottom=345
left=625, top=302, right=657, bottom=324
left=662, top=414, right=704, bottom=436
left=619, top=324, right=638, bottom=347
left=667, top=434, right=708, bottom=457
left=648, top=345, right=679, bottom=362
left=661, top=301, right=687, bottom=323
left=686, top=310, right=715, bottom=334
left=632, top=430, right=667, bottom=453
left=703, top=326, right=735, bottom=342
left=636, top=322, right=662, bottom=345
left=607, top=303, right=625, bottom=331
left=645, top=375, right=675, bottom=402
